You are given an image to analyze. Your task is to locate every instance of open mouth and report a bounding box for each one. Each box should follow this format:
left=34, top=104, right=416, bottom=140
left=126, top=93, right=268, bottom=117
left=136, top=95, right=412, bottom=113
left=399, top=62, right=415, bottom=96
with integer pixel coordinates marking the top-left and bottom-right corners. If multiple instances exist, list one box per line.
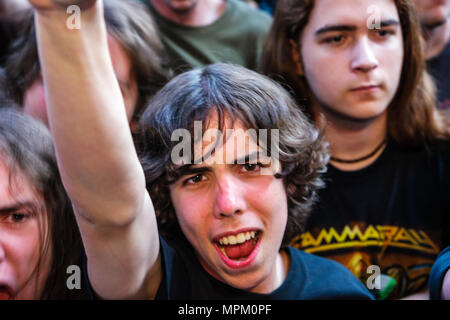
left=214, top=230, right=261, bottom=268
left=0, top=285, right=13, bottom=300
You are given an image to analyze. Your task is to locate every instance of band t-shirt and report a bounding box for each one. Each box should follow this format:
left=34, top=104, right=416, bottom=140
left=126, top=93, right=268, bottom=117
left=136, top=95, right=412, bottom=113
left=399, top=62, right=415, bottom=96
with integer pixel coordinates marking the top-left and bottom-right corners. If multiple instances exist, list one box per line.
left=81, top=233, right=373, bottom=300
left=292, top=140, right=450, bottom=299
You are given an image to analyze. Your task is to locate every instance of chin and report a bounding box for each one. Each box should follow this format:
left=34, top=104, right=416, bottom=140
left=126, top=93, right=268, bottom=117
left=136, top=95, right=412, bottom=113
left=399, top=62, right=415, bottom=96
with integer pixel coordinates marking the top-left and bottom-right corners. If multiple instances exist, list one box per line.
left=222, top=271, right=266, bottom=293
left=324, top=106, right=387, bottom=124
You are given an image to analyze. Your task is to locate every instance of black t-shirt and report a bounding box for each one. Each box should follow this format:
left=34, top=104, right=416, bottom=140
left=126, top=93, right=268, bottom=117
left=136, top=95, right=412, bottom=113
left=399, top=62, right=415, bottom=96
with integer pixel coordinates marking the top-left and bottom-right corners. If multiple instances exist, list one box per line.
left=156, top=234, right=373, bottom=300
left=292, top=139, right=450, bottom=299
left=81, top=233, right=373, bottom=300
left=427, top=41, right=450, bottom=111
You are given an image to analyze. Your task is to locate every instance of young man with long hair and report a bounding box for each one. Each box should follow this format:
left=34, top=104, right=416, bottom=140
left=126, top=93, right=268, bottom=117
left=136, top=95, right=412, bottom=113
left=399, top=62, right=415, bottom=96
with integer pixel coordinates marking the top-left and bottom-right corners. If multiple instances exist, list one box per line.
left=0, top=108, right=86, bottom=299
left=262, top=0, right=450, bottom=299
left=24, top=0, right=372, bottom=299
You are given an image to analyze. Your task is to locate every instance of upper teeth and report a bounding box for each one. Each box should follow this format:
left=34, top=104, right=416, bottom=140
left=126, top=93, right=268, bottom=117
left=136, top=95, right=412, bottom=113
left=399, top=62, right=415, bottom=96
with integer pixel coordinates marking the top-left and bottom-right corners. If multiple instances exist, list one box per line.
left=218, top=231, right=257, bottom=246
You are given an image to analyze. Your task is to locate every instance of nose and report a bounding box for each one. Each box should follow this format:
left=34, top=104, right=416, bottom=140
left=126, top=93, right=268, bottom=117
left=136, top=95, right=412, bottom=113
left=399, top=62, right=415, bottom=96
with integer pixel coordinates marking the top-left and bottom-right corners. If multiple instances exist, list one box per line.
left=213, top=174, right=246, bottom=219
left=350, top=37, right=378, bottom=73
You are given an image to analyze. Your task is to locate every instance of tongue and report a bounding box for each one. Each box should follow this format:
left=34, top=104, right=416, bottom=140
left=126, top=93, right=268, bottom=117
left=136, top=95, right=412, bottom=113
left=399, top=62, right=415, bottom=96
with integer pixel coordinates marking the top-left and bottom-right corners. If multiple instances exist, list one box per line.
left=224, top=239, right=256, bottom=259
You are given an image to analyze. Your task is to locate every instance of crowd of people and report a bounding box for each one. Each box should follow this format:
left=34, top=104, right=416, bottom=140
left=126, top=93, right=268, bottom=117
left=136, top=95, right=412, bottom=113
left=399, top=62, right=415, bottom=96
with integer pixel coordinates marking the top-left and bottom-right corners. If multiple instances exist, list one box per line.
left=0, top=0, right=449, bottom=300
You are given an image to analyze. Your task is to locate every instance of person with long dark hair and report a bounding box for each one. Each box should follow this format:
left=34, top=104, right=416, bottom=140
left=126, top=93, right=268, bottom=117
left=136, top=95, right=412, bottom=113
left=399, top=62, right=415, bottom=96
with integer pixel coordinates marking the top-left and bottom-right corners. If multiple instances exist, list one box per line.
left=24, top=0, right=372, bottom=299
left=261, top=0, right=450, bottom=299
left=0, top=108, right=85, bottom=299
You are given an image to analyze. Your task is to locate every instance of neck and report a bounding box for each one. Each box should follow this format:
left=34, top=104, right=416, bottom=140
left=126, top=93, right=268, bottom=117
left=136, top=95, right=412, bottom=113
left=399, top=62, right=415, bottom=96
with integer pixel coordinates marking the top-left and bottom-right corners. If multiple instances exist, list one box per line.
left=314, top=106, right=388, bottom=171
left=423, top=18, right=450, bottom=60
left=151, top=0, right=226, bottom=27
left=253, top=250, right=290, bottom=294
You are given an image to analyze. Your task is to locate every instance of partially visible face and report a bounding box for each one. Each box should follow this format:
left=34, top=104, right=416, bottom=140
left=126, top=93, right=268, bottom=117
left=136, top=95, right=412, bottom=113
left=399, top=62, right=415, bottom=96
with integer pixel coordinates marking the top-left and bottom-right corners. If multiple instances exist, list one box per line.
left=296, top=0, right=404, bottom=122
left=0, top=157, right=52, bottom=300
left=169, top=113, right=289, bottom=293
left=23, top=34, right=138, bottom=126
left=414, top=0, right=450, bottom=26
left=161, top=0, right=199, bottom=13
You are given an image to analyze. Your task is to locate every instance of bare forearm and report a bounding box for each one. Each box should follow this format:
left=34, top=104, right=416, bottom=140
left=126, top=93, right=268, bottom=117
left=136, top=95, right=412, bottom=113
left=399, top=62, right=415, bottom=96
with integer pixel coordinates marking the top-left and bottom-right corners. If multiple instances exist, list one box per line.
left=34, top=2, right=144, bottom=224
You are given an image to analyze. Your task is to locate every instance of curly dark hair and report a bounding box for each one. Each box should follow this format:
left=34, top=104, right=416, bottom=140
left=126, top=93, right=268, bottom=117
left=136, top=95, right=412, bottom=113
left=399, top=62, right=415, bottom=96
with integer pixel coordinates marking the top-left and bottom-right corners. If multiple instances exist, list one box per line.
left=137, top=63, right=329, bottom=247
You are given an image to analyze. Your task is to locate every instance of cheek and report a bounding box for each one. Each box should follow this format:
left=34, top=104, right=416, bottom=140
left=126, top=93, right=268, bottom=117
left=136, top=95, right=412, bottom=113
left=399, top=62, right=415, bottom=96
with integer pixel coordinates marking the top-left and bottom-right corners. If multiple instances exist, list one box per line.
left=4, top=226, right=41, bottom=282
left=170, top=189, right=211, bottom=239
left=15, top=222, right=52, bottom=299
left=248, top=179, right=288, bottom=230
left=303, top=51, right=345, bottom=101
left=380, top=40, right=404, bottom=89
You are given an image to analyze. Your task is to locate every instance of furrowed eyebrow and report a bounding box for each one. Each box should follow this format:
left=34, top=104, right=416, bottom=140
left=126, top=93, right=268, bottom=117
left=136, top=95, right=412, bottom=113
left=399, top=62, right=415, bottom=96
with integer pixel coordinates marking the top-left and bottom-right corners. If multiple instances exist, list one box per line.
left=173, top=151, right=267, bottom=178
left=0, top=202, right=35, bottom=215
left=315, top=25, right=356, bottom=36
left=379, top=19, right=400, bottom=28
left=315, top=19, right=400, bottom=36
left=175, top=165, right=213, bottom=178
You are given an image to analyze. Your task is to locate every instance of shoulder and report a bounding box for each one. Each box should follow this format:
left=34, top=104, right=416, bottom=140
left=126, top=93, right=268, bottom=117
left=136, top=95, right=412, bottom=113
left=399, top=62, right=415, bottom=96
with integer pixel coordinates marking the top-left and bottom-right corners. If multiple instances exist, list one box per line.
left=420, top=140, right=450, bottom=171
left=432, top=140, right=450, bottom=156
left=388, top=139, right=450, bottom=165
left=288, top=247, right=374, bottom=300
left=289, top=247, right=352, bottom=277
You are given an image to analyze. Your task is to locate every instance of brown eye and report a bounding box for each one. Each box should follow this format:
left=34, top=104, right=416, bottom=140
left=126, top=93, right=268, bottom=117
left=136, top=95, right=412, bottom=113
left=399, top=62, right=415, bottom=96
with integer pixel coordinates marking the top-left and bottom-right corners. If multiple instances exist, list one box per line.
left=374, top=29, right=395, bottom=39
left=244, top=163, right=258, bottom=171
left=11, top=213, right=27, bottom=223
left=184, top=174, right=206, bottom=185
left=241, top=163, right=264, bottom=173
left=324, top=35, right=344, bottom=44
left=191, top=175, right=202, bottom=183
left=331, top=36, right=343, bottom=42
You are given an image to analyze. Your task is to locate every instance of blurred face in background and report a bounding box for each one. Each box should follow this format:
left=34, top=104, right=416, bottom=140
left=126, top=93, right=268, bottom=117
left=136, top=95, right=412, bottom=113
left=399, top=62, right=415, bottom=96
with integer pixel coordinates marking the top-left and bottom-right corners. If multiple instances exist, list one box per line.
left=22, top=35, right=138, bottom=126
left=294, top=0, right=404, bottom=123
left=159, top=0, right=199, bottom=13
left=414, top=0, right=450, bottom=26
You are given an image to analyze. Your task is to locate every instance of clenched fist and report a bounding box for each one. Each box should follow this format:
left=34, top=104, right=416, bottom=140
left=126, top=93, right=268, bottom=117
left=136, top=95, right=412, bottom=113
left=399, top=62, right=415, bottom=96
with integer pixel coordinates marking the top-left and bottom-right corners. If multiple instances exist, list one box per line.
left=28, top=0, right=97, bottom=10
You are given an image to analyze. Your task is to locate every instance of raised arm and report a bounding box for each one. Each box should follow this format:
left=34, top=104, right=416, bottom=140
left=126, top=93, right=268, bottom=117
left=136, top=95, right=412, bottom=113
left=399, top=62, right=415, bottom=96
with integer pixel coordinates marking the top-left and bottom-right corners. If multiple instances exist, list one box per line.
left=28, top=0, right=161, bottom=299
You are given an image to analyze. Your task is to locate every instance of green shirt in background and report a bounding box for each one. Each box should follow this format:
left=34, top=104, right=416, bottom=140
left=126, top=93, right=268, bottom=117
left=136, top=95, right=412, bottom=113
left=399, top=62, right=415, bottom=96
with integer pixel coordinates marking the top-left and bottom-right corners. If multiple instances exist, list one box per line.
left=139, top=0, right=272, bottom=74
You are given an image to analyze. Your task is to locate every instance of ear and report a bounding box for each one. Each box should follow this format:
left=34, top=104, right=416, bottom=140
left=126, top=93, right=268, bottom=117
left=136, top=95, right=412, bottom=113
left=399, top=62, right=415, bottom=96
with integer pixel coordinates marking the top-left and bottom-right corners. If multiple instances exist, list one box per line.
left=289, top=39, right=304, bottom=76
